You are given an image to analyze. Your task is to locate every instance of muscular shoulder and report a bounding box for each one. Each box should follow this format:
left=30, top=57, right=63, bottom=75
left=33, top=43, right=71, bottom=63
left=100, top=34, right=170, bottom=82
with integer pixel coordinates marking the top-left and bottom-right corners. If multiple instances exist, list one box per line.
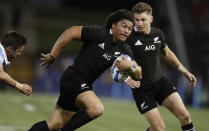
left=150, top=27, right=165, bottom=40
left=82, top=25, right=103, bottom=31
left=82, top=25, right=106, bottom=36
left=81, top=25, right=108, bottom=42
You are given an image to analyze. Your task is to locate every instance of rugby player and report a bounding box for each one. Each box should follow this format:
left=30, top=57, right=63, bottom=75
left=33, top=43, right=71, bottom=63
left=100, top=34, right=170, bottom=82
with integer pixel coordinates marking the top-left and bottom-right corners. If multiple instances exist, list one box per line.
left=125, top=2, right=196, bottom=131
left=0, top=31, right=32, bottom=96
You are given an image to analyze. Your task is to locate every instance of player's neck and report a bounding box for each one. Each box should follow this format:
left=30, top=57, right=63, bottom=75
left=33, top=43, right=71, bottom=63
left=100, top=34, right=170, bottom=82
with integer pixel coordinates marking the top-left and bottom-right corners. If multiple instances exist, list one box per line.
left=144, top=27, right=151, bottom=34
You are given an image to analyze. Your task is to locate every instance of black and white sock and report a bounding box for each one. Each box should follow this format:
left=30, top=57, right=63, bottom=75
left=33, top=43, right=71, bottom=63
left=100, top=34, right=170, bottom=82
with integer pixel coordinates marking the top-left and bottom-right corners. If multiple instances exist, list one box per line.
left=28, top=121, right=49, bottom=131
left=182, top=122, right=195, bottom=131
left=61, top=109, right=93, bottom=131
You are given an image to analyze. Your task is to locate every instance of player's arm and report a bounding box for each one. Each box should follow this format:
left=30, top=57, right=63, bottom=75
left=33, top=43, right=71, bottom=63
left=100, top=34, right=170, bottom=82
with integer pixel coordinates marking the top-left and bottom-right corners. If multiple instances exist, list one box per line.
left=161, top=45, right=196, bottom=87
left=0, top=65, right=32, bottom=95
left=124, top=76, right=140, bottom=89
left=40, top=26, right=82, bottom=67
left=130, top=60, right=142, bottom=80
left=115, top=58, right=141, bottom=88
left=115, top=55, right=142, bottom=81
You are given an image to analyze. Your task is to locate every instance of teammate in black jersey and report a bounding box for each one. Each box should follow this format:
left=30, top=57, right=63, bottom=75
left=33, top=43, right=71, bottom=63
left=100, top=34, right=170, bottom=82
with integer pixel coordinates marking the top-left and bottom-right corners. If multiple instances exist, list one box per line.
left=125, top=2, right=196, bottom=131
left=28, top=9, right=142, bottom=131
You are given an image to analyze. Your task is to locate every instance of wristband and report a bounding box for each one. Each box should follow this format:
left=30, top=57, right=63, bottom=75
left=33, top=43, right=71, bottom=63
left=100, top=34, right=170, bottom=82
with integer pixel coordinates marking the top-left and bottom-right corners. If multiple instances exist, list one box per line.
left=15, top=82, right=24, bottom=90
left=124, top=76, right=130, bottom=82
left=50, top=54, right=55, bottom=63
left=130, top=64, right=137, bottom=73
left=178, top=65, right=185, bottom=74
left=50, top=54, right=55, bottom=60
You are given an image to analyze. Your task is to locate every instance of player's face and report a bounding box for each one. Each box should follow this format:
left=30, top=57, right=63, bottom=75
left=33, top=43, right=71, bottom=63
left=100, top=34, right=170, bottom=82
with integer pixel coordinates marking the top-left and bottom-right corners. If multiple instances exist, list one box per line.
left=7, top=45, right=25, bottom=60
left=112, top=19, right=133, bottom=42
left=134, top=12, right=153, bottom=34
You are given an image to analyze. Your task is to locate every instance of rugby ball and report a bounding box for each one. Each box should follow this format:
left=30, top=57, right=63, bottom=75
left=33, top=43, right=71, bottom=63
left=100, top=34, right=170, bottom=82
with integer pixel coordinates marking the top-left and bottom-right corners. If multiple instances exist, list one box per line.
left=111, top=54, right=132, bottom=82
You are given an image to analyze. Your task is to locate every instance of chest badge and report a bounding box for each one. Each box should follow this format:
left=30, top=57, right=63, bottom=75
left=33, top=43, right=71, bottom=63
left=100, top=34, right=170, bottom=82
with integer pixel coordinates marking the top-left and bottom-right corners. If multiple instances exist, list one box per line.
left=114, top=52, right=121, bottom=55
left=113, top=51, right=121, bottom=58
left=154, top=37, right=161, bottom=44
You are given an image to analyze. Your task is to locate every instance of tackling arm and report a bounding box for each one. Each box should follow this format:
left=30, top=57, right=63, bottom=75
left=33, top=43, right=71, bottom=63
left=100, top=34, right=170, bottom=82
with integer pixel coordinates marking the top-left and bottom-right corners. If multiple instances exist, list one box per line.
left=0, top=65, right=32, bottom=95
left=0, top=65, right=18, bottom=88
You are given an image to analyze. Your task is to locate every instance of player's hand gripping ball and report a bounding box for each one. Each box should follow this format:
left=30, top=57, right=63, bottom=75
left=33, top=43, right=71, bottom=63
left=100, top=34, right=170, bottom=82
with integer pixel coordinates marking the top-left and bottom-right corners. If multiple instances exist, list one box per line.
left=111, top=54, right=132, bottom=82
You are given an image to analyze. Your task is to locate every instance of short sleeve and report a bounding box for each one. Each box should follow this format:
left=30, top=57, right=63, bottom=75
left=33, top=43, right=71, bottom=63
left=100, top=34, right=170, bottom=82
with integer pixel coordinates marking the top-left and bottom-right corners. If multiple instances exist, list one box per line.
left=158, top=29, right=166, bottom=50
left=0, top=53, right=4, bottom=66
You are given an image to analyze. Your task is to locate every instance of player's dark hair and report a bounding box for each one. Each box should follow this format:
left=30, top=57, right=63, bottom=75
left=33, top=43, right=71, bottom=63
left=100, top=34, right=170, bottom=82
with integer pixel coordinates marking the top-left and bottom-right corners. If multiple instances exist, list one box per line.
left=105, top=9, right=134, bottom=29
left=1, top=31, right=27, bottom=50
left=132, top=2, right=152, bottom=15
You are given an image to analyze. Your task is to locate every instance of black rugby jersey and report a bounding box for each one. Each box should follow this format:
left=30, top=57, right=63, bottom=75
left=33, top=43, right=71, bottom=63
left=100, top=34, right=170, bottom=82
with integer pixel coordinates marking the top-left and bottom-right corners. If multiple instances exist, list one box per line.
left=126, top=27, right=166, bottom=85
left=65, top=26, right=133, bottom=84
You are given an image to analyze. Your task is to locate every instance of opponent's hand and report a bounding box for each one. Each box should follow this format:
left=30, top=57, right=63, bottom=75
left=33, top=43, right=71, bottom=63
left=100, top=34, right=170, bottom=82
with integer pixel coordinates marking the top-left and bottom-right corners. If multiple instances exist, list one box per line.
left=125, top=77, right=140, bottom=89
left=114, top=55, right=132, bottom=71
left=184, top=71, right=197, bottom=87
left=21, top=84, right=32, bottom=96
left=40, top=53, right=55, bottom=67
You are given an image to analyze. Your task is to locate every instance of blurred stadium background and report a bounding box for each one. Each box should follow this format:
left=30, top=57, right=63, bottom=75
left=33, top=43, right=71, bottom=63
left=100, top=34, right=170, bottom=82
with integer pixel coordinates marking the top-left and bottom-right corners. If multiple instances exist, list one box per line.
left=0, top=0, right=209, bottom=130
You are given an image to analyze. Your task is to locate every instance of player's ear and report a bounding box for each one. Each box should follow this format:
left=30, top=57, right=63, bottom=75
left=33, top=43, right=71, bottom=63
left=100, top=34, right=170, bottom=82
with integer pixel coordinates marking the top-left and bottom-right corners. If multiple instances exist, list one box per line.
left=150, top=15, right=153, bottom=23
left=112, top=23, right=116, bottom=28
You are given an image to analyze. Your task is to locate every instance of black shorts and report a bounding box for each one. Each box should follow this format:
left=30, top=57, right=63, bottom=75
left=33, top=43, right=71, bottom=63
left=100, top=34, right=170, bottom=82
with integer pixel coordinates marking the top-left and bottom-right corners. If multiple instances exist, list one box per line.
left=57, top=70, right=92, bottom=112
left=132, top=76, right=177, bottom=114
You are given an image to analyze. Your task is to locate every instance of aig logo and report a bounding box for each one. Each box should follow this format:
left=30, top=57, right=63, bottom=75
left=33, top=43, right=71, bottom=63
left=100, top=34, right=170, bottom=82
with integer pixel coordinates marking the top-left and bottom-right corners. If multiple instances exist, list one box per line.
left=145, top=45, right=155, bottom=51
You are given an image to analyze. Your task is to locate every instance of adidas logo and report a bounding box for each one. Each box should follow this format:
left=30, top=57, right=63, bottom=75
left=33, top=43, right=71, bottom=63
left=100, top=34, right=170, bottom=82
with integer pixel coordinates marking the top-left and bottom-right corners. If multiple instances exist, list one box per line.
left=135, top=40, right=143, bottom=46
left=98, top=43, right=105, bottom=49
left=154, top=37, right=161, bottom=43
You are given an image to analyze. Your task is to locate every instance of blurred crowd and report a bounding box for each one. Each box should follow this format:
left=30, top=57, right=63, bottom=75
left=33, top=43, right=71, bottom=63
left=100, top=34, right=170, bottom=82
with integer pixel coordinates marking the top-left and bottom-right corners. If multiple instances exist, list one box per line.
left=181, top=0, right=209, bottom=106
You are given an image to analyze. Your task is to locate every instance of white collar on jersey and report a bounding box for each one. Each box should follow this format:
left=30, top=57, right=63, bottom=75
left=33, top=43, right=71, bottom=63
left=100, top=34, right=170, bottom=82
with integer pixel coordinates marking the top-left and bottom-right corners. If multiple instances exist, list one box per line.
left=109, top=29, right=112, bottom=34
left=134, top=26, right=138, bottom=32
left=0, top=43, right=10, bottom=65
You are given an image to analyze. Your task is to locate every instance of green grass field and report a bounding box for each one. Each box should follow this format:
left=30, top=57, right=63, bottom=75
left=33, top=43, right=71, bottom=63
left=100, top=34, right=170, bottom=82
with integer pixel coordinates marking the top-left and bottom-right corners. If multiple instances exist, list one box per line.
left=0, top=91, right=208, bottom=131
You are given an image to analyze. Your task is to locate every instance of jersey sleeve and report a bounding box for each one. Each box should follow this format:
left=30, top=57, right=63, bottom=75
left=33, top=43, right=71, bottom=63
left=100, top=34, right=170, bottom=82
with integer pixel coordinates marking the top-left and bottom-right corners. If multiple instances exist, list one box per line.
left=81, top=26, right=102, bottom=44
left=158, top=29, right=166, bottom=50
left=0, top=48, right=4, bottom=66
